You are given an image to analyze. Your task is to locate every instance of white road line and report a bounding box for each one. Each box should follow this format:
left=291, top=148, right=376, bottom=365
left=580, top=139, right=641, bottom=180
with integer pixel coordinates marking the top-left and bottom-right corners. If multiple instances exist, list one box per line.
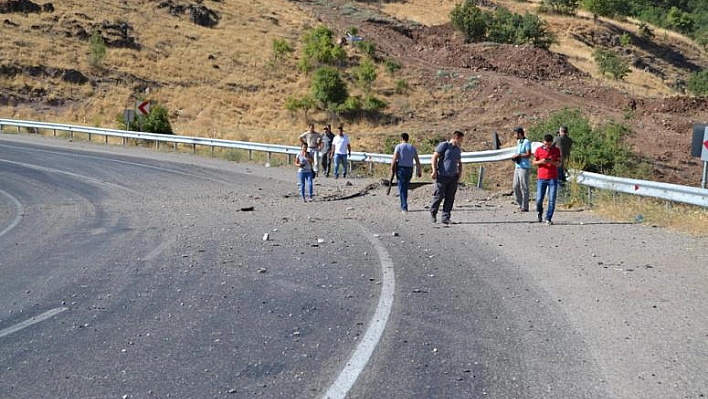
left=0, top=307, right=68, bottom=338
left=322, top=226, right=396, bottom=399
left=0, top=188, right=24, bottom=239
left=0, top=159, right=138, bottom=194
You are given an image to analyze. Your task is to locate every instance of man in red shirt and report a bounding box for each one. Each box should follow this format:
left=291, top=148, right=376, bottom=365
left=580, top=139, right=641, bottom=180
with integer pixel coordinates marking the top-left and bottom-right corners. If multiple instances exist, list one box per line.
left=532, top=134, right=561, bottom=225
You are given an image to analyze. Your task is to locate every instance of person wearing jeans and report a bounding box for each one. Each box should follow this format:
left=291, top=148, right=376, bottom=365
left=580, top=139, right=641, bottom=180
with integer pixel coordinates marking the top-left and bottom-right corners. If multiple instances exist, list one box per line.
left=533, top=134, right=561, bottom=225
left=391, top=132, right=422, bottom=213
left=295, top=143, right=314, bottom=201
left=331, top=125, right=351, bottom=179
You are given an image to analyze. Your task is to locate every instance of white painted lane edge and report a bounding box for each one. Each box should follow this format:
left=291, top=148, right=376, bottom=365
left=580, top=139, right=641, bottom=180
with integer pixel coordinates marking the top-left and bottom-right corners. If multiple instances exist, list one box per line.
left=0, top=159, right=138, bottom=194
left=322, top=225, right=396, bottom=399
left=0, top=307, right=68, bottom=338
left=0, top=188, right=24, bottom=239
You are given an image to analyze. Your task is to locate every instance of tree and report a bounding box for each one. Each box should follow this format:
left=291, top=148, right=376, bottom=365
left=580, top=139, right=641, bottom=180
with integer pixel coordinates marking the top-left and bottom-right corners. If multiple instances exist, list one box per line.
left=310, top=66, right=348, bottom=109
left=450, top=2, right=489, bottom=43
left=666, top=6, right=694, bottom=34
left=582, top=0, right=626, bottom=17
left=301, top=26, right=346, bottom=66
left=89, top=29, right=106, bottom=68
left=593, top=48, right=630, bottom=80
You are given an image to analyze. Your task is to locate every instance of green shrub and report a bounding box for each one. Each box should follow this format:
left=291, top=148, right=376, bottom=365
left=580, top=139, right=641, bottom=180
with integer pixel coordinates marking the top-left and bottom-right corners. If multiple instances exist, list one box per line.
left=450, top=2, right=489, bottom=43
left=363, top=94, right=387, bottom=112
left=593, top=48, right=630, bottom=80
left=384, top=58, right=402, bottom=76
left=542, top=0, right=579, bottom=15
left=272, top=38, right=294, bottom=61
left=311, top=66, right=348, bottom=109
left=354, top=58, right=377, bottom=92
left=528, top=108, right=637, bottom=175
left=301, top=25, right=345, bottom=66
left=687, top=70, right=708, bottom=95
left=356, top=40, right=376, bottom=58
left=394, top=79, right=409, bottom=94
left=89, top=29, right=106, bottom=68
left=142, top=105, right=173, bottom=135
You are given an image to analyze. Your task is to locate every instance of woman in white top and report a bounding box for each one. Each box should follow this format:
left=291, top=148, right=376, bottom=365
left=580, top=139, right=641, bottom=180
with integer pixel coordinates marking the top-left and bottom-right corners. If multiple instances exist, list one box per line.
left=295, top=143, right=314, bottom=201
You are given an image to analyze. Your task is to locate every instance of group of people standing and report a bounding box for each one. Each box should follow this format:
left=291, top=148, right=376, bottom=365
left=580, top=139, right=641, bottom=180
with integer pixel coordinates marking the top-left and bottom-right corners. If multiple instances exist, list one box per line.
left=295, top=124, right=351, bottom=201
left=295, top=124, right=573, bottom=227
left=511, top=126, right=572, bottom=225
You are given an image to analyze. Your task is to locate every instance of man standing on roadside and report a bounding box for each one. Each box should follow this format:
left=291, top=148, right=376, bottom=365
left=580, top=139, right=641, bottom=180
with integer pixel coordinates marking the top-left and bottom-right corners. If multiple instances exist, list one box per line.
left=391, top=132, right=422, bottom=214
left=331, top=125, right=351, bottom=179
left=553, top=125, right=572, bottom=184
left=510, top=127, right=532, bottom=212
left=299, top=124, right=322, bottom=178
left=430, top=130, right=464, bottom=225
left=533, top=134, right=561, bottom=225
left=320, top=124, right=335, bottom=177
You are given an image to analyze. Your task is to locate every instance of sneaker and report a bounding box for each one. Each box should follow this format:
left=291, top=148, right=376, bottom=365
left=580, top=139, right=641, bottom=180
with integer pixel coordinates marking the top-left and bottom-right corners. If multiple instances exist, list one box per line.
left=545, top=220, right=553, bottom=226
left=401, top=210, right=407, bottom=215
left=441, top=218, right=451, bottom=225
left=537, top=212, right=543, bottom=223
left=431, top=213, right=437, bottom=223
left=520, top=208, right=529, bottom=212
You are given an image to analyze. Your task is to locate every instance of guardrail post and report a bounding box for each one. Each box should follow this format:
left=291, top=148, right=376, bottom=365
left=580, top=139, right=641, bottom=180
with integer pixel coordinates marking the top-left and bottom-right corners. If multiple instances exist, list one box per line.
left=192, top=143, right=196, bottom=153
left=369, top=161, right=373, bottom=175
left=477, top=166, right=485, bottom=189
left=249, top=149, right=253, bottom=160
left=121, top=137, right=126, bottom=146
left=287, top=154, right=293, bottom=164
left=17, top=126, right=21, bottom=133
left=210, top=146, right=214, bottom=157
left=104, top=135, right=108, bottom=145
left=173, top=142, right=177, bottom=152
left=587, top=187, right=593, bottom=208
left=156, top=141, right=159, bottom=151
left=267, top=152, right=271, bottom=165
left=69, top=129, right=73, bottom=139
left=53, top=129, right=57, bottom=137
left=88, top=133, right=92, bottom=142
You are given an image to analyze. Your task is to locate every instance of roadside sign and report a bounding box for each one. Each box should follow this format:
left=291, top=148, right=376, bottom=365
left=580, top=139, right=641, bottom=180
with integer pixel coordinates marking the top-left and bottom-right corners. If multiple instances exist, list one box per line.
left=123, top=109, right=135, bottom=125
left=137, top=100, right=150, bottom=116
left=703, top=125, right=708, bottom=162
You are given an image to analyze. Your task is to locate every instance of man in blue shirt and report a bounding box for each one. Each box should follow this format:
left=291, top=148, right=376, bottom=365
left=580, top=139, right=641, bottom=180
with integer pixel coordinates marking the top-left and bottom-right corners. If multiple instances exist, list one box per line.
left=391, top=132, right=422, bottom=214
left=511, top=127, right=532, bottom=212
left=430, top=130, right=464, bottom=225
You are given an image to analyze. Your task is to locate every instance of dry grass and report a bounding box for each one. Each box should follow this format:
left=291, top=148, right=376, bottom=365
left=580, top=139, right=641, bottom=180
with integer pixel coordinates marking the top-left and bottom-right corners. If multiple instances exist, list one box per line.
left=591, top=193, right=708, bottom=237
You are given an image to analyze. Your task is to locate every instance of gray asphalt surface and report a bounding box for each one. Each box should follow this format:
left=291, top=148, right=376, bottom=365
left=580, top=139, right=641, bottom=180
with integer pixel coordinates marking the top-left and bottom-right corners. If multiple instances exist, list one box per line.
left=1, top=133, right=707, bottom=399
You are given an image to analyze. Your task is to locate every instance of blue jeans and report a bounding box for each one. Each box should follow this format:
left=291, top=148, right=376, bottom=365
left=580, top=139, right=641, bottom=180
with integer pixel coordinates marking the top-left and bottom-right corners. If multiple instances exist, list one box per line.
left=396, top=166, right=413, bottom=211
left=333, top=154, right=348, bottom=177
left=298, top=170, right=313, bottom=199
left=536, top=178, right=558, bottom=221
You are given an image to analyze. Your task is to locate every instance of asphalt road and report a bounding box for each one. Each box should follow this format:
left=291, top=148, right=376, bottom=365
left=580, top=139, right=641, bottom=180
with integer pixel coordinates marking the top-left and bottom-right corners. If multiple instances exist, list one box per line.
left=1, top=134, right=707, bottom=399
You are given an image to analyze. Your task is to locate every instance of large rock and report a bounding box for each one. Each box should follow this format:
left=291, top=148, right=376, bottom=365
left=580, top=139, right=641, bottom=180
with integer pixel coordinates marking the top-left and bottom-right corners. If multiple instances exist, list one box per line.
left=0, top=0, right=41, bottom=13
left=189, top=4, right=219, bottom=27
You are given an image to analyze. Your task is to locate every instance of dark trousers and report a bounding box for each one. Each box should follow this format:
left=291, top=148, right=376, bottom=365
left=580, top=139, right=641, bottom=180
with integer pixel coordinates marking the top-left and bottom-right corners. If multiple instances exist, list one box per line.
left=321, top=153, right=331, bottom=176
left=430, top=175, right=459, bottom=220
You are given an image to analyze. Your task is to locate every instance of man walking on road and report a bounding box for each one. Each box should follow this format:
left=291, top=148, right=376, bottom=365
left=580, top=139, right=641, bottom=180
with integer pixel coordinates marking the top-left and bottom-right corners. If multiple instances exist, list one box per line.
left=533, top=134, right=561, bottom=225
left=391, top=132, right=422, bottom=214
left=331, top=125, right=351, bottom=179
left=430, top=130, right=463, bottom=225
left=511, top=127, right=532, bottom=212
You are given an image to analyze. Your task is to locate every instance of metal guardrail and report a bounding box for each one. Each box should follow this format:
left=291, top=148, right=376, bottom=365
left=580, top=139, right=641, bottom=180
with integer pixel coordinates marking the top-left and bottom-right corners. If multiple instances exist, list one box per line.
left=1, top=118, right=707, bottom=207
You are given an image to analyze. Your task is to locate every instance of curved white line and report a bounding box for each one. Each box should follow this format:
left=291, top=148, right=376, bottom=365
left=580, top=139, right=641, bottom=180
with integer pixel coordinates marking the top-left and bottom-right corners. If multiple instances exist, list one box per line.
left=0, top=188, right=24, bottom=239
left=0, top=307, right=68, bottom=338
left=322, top=226, right=396, bottom=399
left=0, top=159, right=138, bottom=194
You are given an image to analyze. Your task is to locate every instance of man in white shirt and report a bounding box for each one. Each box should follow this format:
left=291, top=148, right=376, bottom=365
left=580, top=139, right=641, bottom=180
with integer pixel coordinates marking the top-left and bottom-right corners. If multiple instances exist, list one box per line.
left=331, top=125, right=351, bottom=179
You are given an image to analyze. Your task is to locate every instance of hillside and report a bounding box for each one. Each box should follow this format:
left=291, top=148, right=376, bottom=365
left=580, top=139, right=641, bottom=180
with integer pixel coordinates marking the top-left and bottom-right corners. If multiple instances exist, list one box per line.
left=1, top=0, right=707, bottom=187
